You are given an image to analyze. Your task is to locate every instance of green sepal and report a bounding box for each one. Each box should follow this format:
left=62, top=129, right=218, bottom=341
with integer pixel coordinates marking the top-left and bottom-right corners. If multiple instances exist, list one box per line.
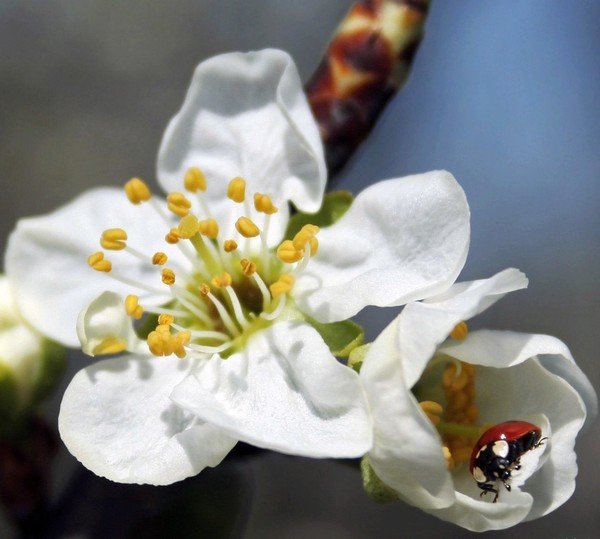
left=285, top=190, right=353, bottom=239
left=360, top=456, right=399, bottom=503
left=348, top=343, right=371, bottom=373
left=306, top=316, right=364, bottom=357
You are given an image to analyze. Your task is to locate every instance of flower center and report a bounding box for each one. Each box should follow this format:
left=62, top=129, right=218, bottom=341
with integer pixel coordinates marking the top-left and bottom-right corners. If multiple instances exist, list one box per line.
left=87, top=170, right=319, bottom=360
left=417, top=322, right=488, bottom=470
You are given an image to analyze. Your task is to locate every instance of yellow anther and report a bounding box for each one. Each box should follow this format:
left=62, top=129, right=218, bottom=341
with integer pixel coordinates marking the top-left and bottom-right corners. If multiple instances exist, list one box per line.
left=211, top=272, right=232, bottom=288
left=199, top=283, right=211, bottom=296
left=91, top=337, right=128, bottom=356
left=147, top=329, right=173, bottom=357
left=199, top=218, right=219, bottom=239
left=223, top=239, right=238, bottom=252
left=124, top=177, right=151, bottom=204
left=100, top=228, right=128, bottom=251
left=158, top=313, right=175, bottom=326
left=227, top=176, right=246, bottom=203
left=240, top=258, right=256, bottom=276
left=124, top=295, right=144, bottom=319
left=450, top=321, right=469, bottom=340
left=173, top=330, right=191, bottom=359
left=178, top=214, right=200, bottom=239
left=292, top=224, right=320, bottom=256
left=253, top=193, right=278, bottom=214
left=184, top=167, right=207, bottom=193
left=161, top=268, right=176, bottom=285
left=420, top=400, right=443, bottom=426
left=167, top=192, right=192, bottom=217
left=152, top=252, right=168, bottom=265
left=88, top=252, right=112, bottom=272
left=165, top=228, right=182, bottom=244
left=235, top=217, right=260, bottom=238
left=442, top=446, right=454, bottom=470
left=276, top=240, right=304, bottom=263
left=269, top=274, right=295, bottom=298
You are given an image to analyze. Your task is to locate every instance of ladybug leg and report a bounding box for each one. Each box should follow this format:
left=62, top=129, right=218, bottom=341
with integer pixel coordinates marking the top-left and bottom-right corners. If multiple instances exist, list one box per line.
left=535, top=436, right=548, bottom=449
left=478, top=482, right=500, bottom=503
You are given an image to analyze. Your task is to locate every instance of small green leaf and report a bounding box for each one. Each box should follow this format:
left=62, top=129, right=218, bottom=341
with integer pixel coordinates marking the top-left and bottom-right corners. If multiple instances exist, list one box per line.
left=361, top=456, right=399, bottom=503
left=285, top=190, right=353, bottom=239
left=307, top=317, right=364, bottom=357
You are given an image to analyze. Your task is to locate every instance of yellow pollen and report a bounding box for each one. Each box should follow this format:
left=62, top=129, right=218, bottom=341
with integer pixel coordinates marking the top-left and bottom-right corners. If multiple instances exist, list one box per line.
left=167, top=192, right=192, bottom=217
left=165, top=228, right=182, bottom=244
left=158, top=313, right=175, bottom=326
left=240, top=258, right=256, bottom=276
left=178, top=214, right=200, bottom=239
left=269, top=273, right=295, bottom=297
left=124, top=295, right=144, bottom=319
left=223, top=239, right=238, bottom=252
left=211, top=272, right=232, bottom=288
left=161, top=268, right=176, bottom=285
left=450, top=321, right=469, bottom=340
left=276, top=240, right=304, bottom=263
left=227, top=176, right=246, bottom=202
left=173, top=330, right=191, bottom=359
left=199, top=218, right=219, bottom=239
left=100, top=228, right=128, bottom=251
left=292, top=224, right=319, bottom=256
left=419, top=400, right=443, bottom=425
left=184, top=167, right=207, bottom=193
left=199, top=283, right=211, bottom=296
left=253, top=193, right=278, bottom=214
left=124, top=177, right=151, bottom=204
left=235, top=217, right=260, bottom=238
left=88, top=251, right=112, bottom=272
left=152, top=252, right=168, bottom=265
left=91, top=337, right=128, bottom=355
left=147, top=328, right=173, bottom=357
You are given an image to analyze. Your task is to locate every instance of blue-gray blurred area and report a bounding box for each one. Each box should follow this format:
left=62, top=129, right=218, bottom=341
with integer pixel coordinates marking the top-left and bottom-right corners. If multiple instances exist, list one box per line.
left=1, top=1, right=598, bottom=538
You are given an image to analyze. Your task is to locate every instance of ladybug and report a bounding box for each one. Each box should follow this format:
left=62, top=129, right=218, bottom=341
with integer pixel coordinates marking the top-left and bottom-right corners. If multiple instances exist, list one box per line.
left=469, top=421, right=547, bottom=502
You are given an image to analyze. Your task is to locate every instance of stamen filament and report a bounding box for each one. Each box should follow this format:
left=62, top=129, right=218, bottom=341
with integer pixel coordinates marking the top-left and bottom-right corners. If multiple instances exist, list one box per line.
left=171, top=325, right=230, bottom=342
left=224, top=285, right=250, bottom=329
left=436, top=421, right=484, bottom=440
left=170, top=284, right=212, bottom=325
left=260, top=295, right=287, bottom=320
left=252, top=272, right=272, bottom=312
left=204, top=291, right=242, bottom=337
left=187, top=341, right=235, bottom=354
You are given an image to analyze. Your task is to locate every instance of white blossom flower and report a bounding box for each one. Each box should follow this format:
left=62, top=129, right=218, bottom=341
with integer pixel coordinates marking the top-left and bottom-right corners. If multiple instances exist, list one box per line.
left=6, top=49, right=470, bottom=485
left=360, top=268, right=597, bottom=531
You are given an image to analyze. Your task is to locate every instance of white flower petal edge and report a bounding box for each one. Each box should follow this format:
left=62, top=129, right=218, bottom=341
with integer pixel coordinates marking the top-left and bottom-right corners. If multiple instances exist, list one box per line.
left=157, top=49, right=327, bottom=244
left=170, top=320, right=373, bottom=458
left=432, top=330, right=592, bottom=530
left=295, top=170, right=471, bottom=323
left=399, top=267, right=528, bottom=388
left=58, top=355, right=237, bottom=485
left=360, top=316, right=456, bottom=509
left=5, top=188, right=185, bottom=347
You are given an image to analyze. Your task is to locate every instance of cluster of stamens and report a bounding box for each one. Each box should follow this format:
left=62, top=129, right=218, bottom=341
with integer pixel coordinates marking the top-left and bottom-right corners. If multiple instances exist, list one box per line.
left=419, top=322, right=483, bottom=470
left=87, top=169, right=320, bottom=360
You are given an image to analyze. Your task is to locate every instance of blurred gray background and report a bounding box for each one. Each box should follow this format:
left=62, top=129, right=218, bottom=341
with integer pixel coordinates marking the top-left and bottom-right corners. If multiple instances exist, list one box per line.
left=1, top=1, right=598, bottom=538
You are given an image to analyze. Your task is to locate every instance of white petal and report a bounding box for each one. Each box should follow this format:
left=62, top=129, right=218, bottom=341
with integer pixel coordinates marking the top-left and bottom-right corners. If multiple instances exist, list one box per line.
left=399, top=268, right=528, bottom=388
left=170, top=321, right=372, bottom=458
left=157, top=49, right=327, bottom=243
left=58, top=355, right=237, bottom=485
left=294, top=171, right=470, bottom=322
left=5, top=188, right=184, bottom=346
left=360, top=318, right=456, bottom=509
left=77, top=291, right=144, bottom=356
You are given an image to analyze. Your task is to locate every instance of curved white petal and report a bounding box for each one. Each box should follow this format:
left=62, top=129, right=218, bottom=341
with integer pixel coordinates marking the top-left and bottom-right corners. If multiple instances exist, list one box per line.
left=157, top=49, right=327, bottom=244
left=170, top=321, right=372, bottom=458
left=294, top=171, right=470, bottom=322
left=399, top=268, right=528, bottom=388
left=5, top=188, right=185, bottom=346
left=77, top=291, right=145, bottom=356
left=59, top=355, right=237, bottom=485
left=360, top=318, right=456, bottom=509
